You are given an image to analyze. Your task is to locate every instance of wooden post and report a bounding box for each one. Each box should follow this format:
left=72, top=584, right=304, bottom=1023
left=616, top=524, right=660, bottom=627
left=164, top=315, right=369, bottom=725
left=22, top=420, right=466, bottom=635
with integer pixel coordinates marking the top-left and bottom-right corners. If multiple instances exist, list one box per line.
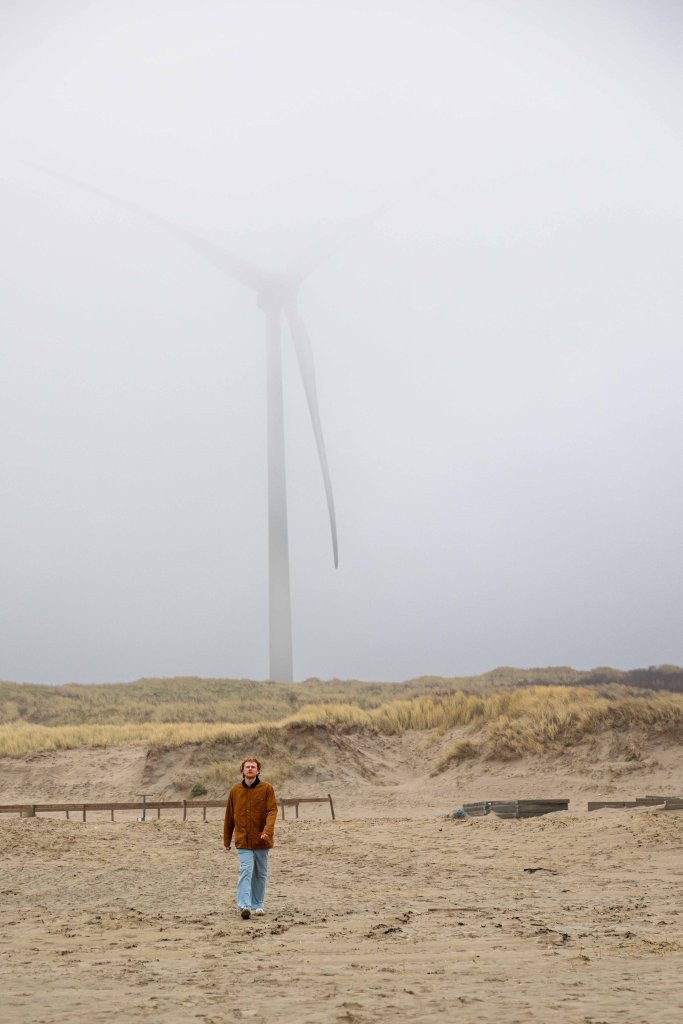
left=295, top=802, right=299, bottom=819
left=328, top=794, right=335, bottom=820
left=157, top=804, right=161, bottom=820
left=281, top=802, right=285, bottom=820
left=183, top=800, right=187, bottom=821
left=65, top=809, right=69, bottom=820
left=82, top=804, right=86, bottom=823
left=203, top=804, right=207, bottom=822
left=111, top=808, right=114, bottom=822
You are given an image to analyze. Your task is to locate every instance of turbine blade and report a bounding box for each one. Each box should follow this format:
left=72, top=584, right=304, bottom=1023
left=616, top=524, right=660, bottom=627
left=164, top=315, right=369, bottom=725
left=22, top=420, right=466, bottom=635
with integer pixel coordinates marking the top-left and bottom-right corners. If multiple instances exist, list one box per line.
left=286, top=201, right=392, bottom=284
left=284, top=301, right=338, bottom=569
left=286, top=172, right=433, bottom=284
left=27, top=163, right=270, bottom=293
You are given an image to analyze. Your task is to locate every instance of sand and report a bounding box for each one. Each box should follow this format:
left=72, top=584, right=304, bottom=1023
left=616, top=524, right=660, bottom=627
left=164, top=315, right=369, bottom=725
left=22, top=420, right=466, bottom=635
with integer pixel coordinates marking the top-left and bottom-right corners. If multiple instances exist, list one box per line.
left=2, top=735, right=683, bottom=1023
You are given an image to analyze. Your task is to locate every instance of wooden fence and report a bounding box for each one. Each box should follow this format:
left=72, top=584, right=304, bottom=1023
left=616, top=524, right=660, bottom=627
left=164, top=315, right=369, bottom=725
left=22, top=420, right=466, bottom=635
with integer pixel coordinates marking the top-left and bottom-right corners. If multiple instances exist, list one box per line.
left=462, top=795, right=683, bottom=817
left=588, top=795, right=683, bottom=811
left=0, top=794, right=336, bottom=822
left=279, top=795, right=335, bottom=820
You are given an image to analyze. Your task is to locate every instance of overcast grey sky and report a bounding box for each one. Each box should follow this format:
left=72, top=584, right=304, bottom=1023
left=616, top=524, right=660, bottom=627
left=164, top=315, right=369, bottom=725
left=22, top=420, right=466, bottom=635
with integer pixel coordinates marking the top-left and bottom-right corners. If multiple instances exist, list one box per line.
left=1, top=0, right=682, bottom=685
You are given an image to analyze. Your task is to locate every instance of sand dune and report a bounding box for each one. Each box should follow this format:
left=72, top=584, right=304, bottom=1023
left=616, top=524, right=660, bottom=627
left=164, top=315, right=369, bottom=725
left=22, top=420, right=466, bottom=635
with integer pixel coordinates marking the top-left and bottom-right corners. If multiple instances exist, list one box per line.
left=1, top=722, right=682, bottom=817
left=2, top=730, right=683, bottom=1022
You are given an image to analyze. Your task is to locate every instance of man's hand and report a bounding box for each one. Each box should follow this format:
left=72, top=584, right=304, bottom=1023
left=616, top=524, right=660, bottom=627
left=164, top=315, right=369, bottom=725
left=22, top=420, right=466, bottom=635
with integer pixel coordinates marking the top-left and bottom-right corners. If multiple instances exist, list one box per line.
left=260, top=832, right=269, bottom=842
left=224, top=843, right=231, bottom=851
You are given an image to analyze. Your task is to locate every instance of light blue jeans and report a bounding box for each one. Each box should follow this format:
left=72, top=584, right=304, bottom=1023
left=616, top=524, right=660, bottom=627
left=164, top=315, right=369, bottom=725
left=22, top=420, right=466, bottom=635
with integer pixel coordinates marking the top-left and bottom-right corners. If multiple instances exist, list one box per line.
left=236, top=848, right=269, bottom=911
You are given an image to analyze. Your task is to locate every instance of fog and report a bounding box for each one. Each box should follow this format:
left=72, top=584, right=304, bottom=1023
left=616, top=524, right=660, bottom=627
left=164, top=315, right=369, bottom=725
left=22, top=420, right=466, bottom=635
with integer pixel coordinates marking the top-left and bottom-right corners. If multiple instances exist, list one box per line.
left=1, top=0, right=682, bottom=684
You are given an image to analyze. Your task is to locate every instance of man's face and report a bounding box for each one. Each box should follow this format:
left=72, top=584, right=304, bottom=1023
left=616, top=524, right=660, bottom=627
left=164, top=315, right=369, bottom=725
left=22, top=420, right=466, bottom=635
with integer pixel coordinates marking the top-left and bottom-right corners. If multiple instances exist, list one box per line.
left=243, top=761, right=259, bottom=780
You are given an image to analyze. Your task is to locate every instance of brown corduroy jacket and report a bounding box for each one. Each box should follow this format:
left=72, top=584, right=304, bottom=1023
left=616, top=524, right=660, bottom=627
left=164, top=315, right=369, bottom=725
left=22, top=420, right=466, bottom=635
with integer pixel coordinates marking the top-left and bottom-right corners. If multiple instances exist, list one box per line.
left=224, top=778, right=278, bottom=850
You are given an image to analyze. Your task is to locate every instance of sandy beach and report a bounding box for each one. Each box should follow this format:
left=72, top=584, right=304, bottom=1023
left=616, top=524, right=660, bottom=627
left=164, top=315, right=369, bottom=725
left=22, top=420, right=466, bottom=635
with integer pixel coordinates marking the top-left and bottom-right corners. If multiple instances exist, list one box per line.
left=2, top=750, right=683, bottom=1024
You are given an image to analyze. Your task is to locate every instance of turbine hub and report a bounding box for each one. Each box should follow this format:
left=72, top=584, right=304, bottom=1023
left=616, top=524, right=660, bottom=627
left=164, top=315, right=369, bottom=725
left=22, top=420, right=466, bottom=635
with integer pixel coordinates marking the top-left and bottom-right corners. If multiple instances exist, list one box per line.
left=257, top=275, right=298, bottom=312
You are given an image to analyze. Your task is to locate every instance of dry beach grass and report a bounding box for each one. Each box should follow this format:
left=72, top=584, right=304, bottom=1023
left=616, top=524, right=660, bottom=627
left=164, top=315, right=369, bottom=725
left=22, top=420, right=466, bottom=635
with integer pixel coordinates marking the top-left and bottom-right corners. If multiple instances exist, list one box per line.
left=2, top=684, right=683, bottom=764
left=2, top=664, right=682, bottom=731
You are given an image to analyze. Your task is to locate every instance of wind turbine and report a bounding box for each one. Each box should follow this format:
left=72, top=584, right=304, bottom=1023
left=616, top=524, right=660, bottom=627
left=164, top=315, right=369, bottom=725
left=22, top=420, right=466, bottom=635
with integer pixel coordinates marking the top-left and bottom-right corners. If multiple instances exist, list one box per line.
left=30, top=165, right=390, bottom=682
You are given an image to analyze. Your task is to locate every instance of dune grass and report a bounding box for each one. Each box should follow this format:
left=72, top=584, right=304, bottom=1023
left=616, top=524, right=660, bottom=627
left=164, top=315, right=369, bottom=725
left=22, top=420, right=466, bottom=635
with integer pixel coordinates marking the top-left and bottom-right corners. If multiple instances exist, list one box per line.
left=434, top=687, right=683, bottom=769
left=2, top=666, right=682, bottom=732
left=0, top=720, right=265, bottom=758
left=2, top=685, right=682, bottom=760
left=0, top=669, right=588, bottom=727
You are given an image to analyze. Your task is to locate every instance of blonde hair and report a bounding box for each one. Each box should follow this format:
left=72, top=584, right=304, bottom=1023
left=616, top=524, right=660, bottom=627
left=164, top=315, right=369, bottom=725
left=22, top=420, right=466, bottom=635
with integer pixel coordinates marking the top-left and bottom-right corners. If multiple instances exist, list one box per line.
left=240, top=757, right=261, bottom=774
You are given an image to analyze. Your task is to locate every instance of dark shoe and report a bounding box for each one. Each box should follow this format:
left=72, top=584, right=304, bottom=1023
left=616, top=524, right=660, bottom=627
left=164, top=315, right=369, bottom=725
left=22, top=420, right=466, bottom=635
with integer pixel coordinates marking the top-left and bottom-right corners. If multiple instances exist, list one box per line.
left=240, top=907, right=251, bottom=919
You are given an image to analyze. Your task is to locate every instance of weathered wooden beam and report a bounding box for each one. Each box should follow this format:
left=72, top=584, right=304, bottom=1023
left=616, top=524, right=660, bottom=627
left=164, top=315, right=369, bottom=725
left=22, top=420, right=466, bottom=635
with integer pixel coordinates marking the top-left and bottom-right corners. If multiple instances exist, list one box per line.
left=462, top=802, right=491, bottom=816
left=279, top=797, right=331, bottom=804
left=587, top=801, right=637, bottom=811
left=489, top=799, right=569, bottom=819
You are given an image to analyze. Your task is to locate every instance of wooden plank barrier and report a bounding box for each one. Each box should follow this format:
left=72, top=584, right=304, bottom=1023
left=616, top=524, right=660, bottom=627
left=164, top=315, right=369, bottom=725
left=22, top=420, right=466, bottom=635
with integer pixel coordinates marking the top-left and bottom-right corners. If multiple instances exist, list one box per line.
left=646, top=795, right=683, bottom=807
left=490, top=799, right=569, bottom=819
left=461, top=800, right=568, bottom=819
left=462, top=801, right=491, bottom=817
left=588, top=795, right=683, bottom=812
left=587, top=801, right=637, bottom=811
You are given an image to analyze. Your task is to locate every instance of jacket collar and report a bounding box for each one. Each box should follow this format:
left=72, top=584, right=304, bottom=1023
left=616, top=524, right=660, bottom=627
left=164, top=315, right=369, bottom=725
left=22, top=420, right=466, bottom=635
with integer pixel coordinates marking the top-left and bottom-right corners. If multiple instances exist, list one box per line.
left=242, top=775, right=261, bottom=788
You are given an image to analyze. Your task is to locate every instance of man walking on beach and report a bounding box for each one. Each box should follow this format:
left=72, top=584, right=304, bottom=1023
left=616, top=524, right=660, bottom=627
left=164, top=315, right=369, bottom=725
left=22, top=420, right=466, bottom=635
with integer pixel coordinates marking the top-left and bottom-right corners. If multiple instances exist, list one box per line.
left=224, top=757, right=278, bottom=919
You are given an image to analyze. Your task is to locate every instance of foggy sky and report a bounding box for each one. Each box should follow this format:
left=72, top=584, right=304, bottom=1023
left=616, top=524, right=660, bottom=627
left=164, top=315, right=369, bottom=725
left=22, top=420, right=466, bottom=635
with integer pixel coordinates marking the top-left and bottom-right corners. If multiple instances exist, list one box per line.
left=1, top=0, right=682, bottom=685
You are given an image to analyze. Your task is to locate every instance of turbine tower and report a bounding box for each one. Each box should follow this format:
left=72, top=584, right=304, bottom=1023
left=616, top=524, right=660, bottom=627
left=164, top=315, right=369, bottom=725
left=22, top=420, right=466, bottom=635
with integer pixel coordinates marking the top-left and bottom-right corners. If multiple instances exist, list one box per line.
left=31, top=166, right=389, bottom=682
